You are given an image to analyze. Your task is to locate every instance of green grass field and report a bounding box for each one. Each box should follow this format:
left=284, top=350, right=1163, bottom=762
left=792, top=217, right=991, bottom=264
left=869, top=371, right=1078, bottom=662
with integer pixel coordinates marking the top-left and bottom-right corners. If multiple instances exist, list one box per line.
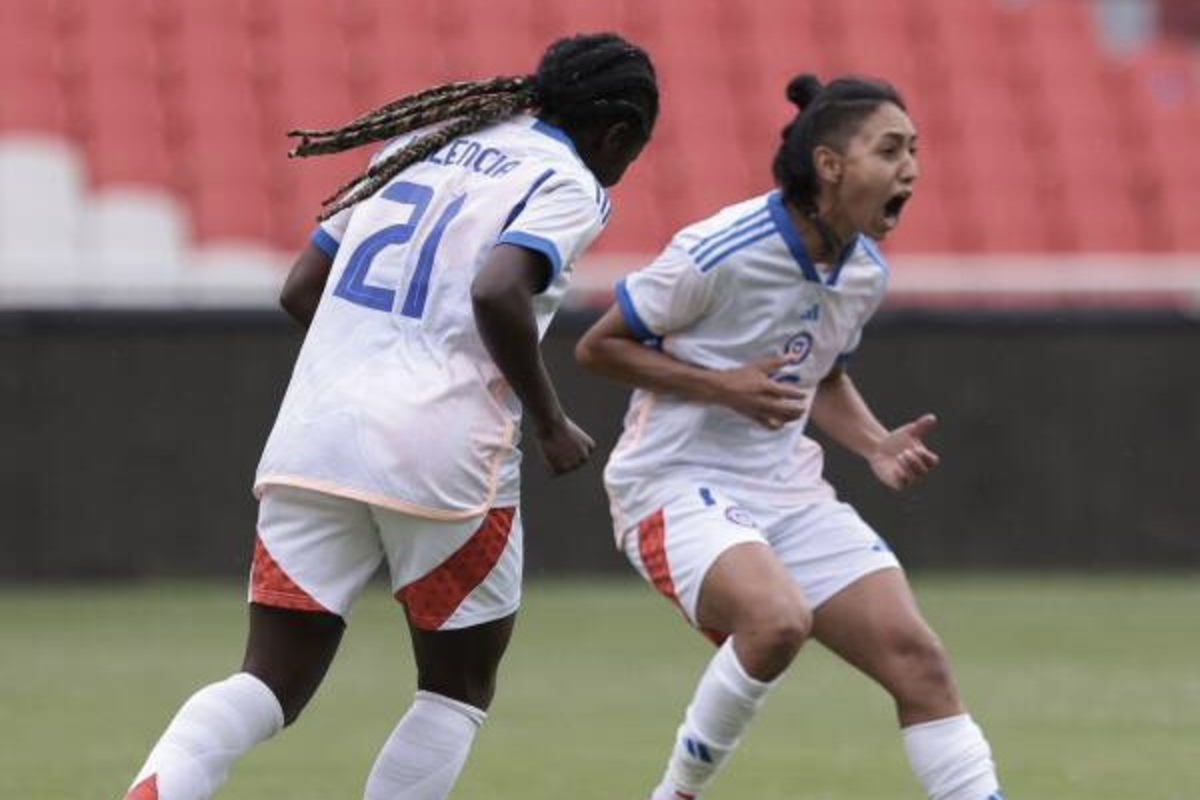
left=1, top=574, right=1196, bottom=800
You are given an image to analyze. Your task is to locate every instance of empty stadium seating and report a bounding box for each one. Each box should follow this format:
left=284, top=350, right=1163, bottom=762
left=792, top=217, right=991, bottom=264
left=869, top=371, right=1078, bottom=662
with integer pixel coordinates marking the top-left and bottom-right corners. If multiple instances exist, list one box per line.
left=0, top=0, right=1197, bottom=302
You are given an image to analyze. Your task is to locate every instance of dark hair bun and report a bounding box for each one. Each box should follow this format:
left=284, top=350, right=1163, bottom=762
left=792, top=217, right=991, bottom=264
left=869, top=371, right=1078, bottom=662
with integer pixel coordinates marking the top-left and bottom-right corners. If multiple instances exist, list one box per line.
left=786, top=74, right=823, bottom=111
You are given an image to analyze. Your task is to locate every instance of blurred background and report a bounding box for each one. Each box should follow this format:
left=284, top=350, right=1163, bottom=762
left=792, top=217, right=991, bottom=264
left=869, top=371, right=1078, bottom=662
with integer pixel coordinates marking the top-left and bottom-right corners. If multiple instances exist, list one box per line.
left=1, top=0, right=1198, bottom=577
left=2, top=3, right=1198, bottom=799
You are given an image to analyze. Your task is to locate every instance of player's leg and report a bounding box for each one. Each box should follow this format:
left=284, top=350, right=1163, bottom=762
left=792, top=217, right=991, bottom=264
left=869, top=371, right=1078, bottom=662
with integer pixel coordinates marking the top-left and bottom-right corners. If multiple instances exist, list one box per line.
left=239, top=603, right=345, bottom=725
left=801, top=507, right=1003, bottom=800
left=362, top=506, right=522, bottom=800
left=814, top=569, right=1003, bottom=799
left=122, top=486, right=382, bottom=800
left=624, top=490, right=811, bottom=800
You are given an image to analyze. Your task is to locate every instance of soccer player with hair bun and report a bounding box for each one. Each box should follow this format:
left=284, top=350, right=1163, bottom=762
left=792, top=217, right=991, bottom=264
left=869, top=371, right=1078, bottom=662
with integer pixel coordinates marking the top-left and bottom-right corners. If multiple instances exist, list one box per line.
left=120, top=32, right=657, bottom=800
left=577, top=74, right=1008, bottom=800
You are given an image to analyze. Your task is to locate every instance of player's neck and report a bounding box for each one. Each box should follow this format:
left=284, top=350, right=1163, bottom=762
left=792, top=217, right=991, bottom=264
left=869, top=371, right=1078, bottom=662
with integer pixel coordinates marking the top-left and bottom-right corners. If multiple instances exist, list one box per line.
left=787, top=201, right=853, bottom=265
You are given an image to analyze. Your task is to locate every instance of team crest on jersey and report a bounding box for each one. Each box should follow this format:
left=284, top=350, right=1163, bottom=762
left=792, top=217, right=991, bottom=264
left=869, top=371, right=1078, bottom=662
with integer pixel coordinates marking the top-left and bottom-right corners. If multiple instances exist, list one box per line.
left=724, top=506, right=758, bottom=528
left=784, top=331, right=814, bottom=363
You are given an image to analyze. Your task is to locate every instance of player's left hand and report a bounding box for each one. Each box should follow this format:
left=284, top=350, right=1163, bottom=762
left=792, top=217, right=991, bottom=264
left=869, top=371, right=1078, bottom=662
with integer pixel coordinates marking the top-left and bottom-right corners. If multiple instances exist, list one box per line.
left=868, top=413, right=940, bottom=491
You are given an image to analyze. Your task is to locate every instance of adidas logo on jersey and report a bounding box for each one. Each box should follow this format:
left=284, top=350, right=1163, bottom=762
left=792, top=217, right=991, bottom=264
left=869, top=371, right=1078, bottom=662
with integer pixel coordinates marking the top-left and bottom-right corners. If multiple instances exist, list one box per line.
left=800, top=302, right=820, bottom=321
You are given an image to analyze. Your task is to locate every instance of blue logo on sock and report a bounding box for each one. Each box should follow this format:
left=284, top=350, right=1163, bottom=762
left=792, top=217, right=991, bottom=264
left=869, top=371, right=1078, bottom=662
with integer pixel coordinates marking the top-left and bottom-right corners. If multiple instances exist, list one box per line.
left=683, top=737, right=713, bottom=763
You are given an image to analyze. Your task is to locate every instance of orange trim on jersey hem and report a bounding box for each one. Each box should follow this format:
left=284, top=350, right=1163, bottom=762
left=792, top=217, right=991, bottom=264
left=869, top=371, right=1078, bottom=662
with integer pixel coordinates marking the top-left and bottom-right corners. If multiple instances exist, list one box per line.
left=255, top=475, right=508, bottom=522
left=250, top=536, right=331, bottom=614
left=398, top=507, right=516, bottom=630
left=125, top=774, right=157, bottom=800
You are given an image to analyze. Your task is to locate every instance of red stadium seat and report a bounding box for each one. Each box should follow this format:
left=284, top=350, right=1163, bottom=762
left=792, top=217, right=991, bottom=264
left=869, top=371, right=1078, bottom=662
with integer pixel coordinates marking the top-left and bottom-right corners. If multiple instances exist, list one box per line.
left=1158, top=183, right=1200, bottom=251
left=435, top=0, right=544, bottom=80
left=911, top=0, right=1008, bottom=80
left=969, top=186, right=1057, bottom=253
left=188, top=181, right=275, bottom=244
left=84, top=127, right=175, bottom=190
left=1128, top=46, right=1200, bottom=177
left=349, top=1, right=450, bottom=103
left=273, top=150, right=368, bottom=248
left=888, top=187, right=954, bottom=253
left=548, top=0, right=641, bottom=44
left=595, top=153, right=676, bottom=254
left=8, top=0, right=1198, bottom=263
left=268, top=73, right=360, bottom=136
left=0, top=6, right=66, bottom=135
left=153, top=0, right=253, bottom=36
left=644, top=0, right=726, bottom=38
left=0, top=73, right=70, bottom=136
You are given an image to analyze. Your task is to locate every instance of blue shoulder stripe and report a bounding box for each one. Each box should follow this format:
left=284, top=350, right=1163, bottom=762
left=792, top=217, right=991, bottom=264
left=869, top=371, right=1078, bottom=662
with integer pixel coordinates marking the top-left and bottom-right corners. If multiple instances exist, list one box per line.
left=693, top=215, right=773, bottom=265
left=698, top=226, right=776, bottom=272
left=687, top=205, right=771, bottom=260
left=501, top=168, right=556, bottom=232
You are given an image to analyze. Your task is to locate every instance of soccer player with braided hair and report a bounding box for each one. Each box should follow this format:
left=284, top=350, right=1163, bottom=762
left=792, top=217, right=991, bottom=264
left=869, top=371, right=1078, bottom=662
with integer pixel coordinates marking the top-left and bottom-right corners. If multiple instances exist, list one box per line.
left=121, top=32, right=657, bottom=800
left=578, top=74, right=1008, bottom=800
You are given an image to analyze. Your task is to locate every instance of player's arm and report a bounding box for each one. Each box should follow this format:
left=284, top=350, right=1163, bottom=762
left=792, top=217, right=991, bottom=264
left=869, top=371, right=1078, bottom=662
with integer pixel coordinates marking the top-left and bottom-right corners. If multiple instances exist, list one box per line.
left=279, top=243, right=333, bottom=328
left=472, top=244, right=594, bottom=475
left=575, top=307, right=807, bottom=430
left=810, top=365, right=940, bottom=490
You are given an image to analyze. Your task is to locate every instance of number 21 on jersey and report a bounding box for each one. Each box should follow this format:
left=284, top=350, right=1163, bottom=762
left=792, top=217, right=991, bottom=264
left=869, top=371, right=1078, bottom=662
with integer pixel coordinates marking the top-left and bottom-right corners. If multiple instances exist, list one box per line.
left=333, top=180, right=466, bottom=319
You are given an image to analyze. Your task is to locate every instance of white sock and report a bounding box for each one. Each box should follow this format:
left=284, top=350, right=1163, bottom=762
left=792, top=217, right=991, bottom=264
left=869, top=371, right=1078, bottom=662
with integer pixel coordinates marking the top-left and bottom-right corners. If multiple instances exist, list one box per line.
left=902, top=713, right=1003, bottom=800
left=125, top=672, right=284, bottom=800
left=651, top=639, right=776, bottom=800
left=363, top=690, right=486, bottom=800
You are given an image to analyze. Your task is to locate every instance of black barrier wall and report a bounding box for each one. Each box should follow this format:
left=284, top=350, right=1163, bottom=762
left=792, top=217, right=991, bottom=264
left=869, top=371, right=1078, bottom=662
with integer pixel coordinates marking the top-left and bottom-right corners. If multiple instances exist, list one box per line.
left=1, top=309, right=1198, bottom=580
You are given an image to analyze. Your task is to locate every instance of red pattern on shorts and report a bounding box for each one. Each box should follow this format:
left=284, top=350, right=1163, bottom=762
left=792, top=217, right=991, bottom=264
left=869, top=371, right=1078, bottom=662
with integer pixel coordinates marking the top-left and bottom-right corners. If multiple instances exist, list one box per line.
left=397, top=507, right=516, bottom=630
left=638, top=510, right=728, bottom=647
left=250, top=535, right=330, bottom=613
left=125, top=775, right=157, bottom=800
left=638, top=510, right=681, bottom=609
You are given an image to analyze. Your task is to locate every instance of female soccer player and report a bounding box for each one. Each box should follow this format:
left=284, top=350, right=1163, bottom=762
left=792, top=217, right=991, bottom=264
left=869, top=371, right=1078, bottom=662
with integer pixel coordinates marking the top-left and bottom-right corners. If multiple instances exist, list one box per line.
left=576, top=75, right=1006, bottom=800
left=121, top=33, right=657, bottom=800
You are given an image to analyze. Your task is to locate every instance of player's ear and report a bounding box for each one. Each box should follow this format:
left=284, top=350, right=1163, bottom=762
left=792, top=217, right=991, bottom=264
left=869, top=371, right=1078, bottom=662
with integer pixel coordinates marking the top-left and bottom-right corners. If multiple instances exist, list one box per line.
left=600, top=120, right=639, bottom=154
left=813, top=144, right=843, bottom=185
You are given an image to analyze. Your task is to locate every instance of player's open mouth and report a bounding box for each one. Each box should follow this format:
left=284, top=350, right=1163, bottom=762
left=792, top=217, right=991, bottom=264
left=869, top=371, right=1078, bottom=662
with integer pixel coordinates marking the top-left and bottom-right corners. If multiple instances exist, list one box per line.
left=881, top=191, right=911, bottom=227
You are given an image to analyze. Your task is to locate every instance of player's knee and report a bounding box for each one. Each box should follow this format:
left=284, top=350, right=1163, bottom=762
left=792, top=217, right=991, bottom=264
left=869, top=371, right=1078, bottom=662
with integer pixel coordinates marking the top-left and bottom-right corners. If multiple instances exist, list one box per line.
left=743, top=597, right=812, bottom=664
left=417, top=666, right=499, bottom=712
left=886, top=628, right=958, bottom=704
left=253, top=679, right=309, bottom=728
left=239, top=667, right=314, bottom=727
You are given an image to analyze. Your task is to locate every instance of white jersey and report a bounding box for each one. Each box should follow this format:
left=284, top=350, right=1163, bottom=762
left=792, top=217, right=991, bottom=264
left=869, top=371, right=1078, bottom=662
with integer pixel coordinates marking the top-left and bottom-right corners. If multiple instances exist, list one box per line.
left=604, top=190, right=890, bottom=533
left=256, top=115, right=612, bottom=519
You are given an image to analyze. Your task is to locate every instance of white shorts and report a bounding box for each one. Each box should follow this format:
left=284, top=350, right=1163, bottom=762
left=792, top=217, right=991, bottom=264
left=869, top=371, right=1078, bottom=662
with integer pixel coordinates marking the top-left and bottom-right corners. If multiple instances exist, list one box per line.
left=620, top=485, right=900, bottom=640
left=250, top=484, right=522, bottom=630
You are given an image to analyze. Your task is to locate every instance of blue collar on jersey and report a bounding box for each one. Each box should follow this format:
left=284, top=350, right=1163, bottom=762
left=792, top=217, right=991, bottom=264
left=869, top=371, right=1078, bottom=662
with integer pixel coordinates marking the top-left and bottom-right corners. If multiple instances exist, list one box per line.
left=767, top=191, right=859, bottom=286
left=531, top=118, right=581, bottom=160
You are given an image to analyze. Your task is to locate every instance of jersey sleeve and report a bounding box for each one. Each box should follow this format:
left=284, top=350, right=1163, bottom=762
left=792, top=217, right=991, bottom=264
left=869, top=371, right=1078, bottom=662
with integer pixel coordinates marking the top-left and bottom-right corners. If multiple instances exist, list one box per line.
left=496, top=173, right=606, bottom=286
left=614, top=236, right=721, bottom=342
left=309, top=203, right=354, bottom=260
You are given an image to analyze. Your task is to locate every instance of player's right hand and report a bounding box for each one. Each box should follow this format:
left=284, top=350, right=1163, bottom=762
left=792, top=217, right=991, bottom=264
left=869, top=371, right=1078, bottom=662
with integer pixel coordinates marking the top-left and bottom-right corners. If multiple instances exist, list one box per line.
left=715, top=354, right=809, bottom=430
left=535, top=416, right=596, bottom=475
